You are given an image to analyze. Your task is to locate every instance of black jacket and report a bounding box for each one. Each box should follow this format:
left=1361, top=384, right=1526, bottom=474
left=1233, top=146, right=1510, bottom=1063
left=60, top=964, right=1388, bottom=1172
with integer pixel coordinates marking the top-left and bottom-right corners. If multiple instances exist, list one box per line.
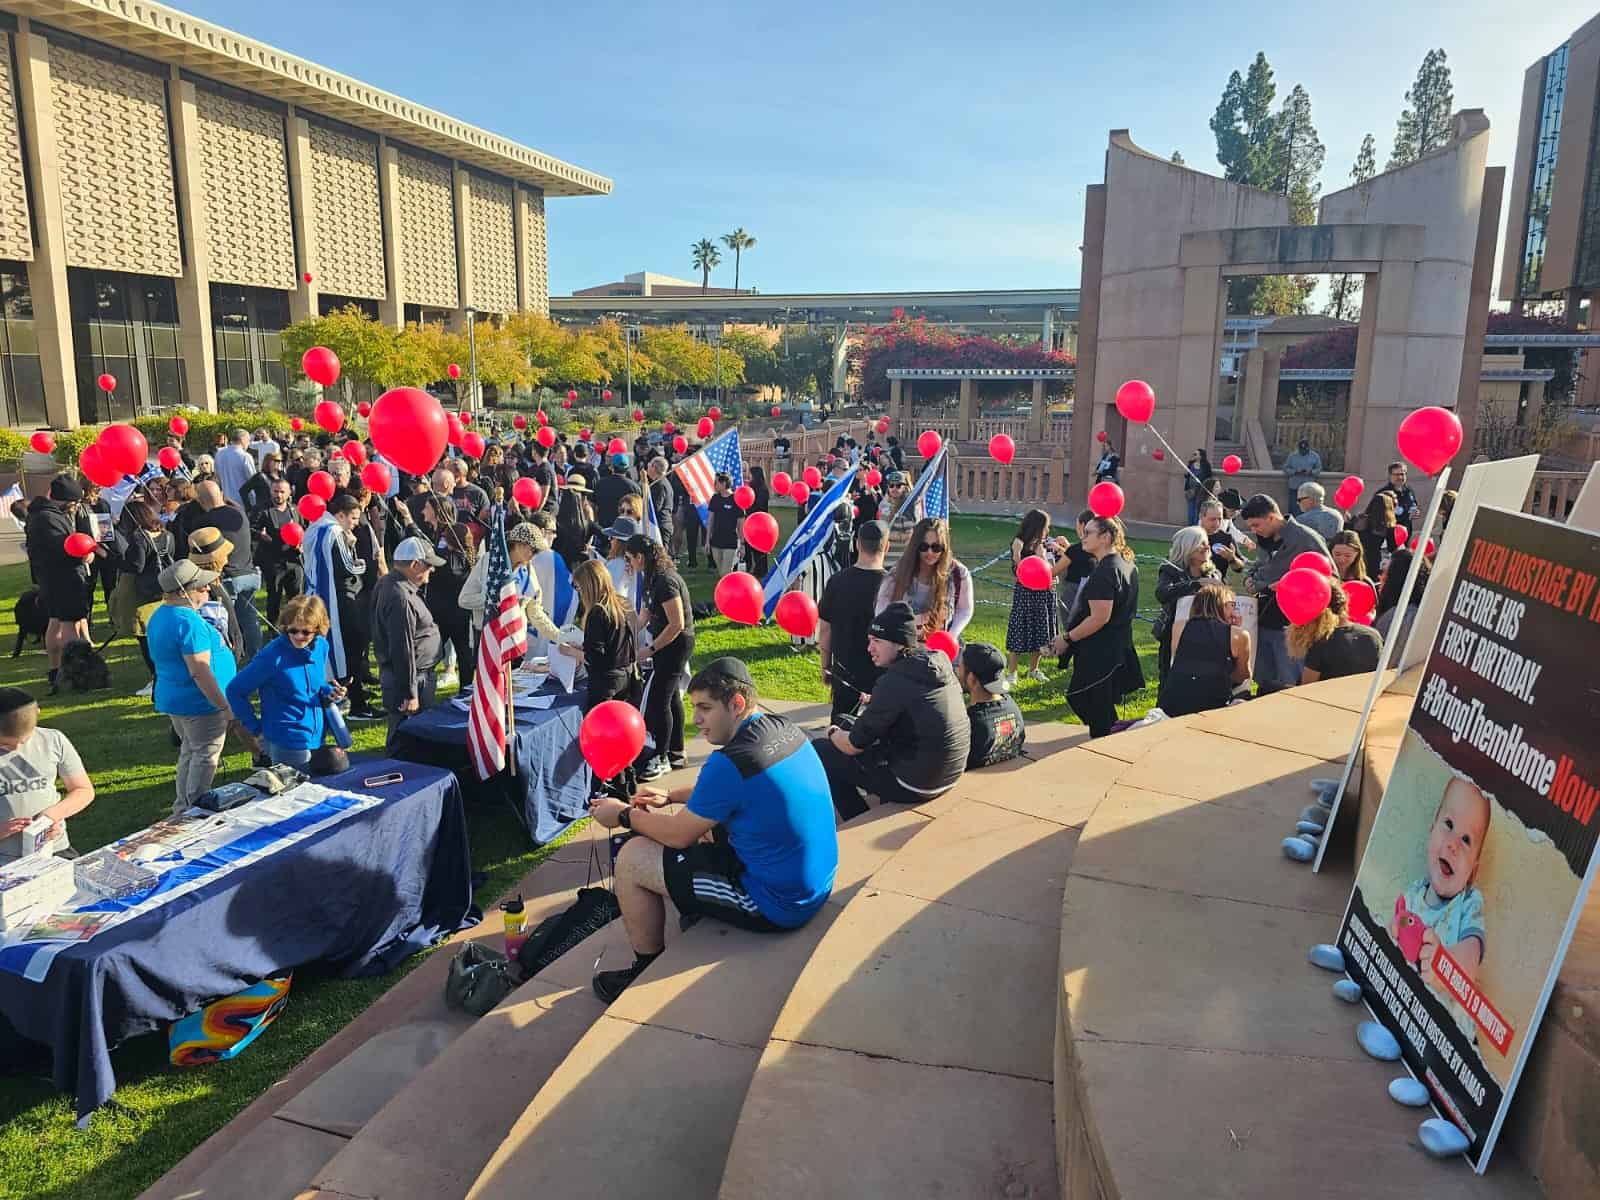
left=24, top=500, right=83, bottom=593
left=847, top=647, right=969, bottom=796
left=1155, top=560, right=1220, bottom=642
left=372, top=572, right=442, bottom=710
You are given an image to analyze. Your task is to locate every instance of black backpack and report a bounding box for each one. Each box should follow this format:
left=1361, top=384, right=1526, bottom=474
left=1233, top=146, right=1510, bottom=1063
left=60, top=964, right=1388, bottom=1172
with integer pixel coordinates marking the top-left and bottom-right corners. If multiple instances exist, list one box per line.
left=515, top=886, right=621, bottom=977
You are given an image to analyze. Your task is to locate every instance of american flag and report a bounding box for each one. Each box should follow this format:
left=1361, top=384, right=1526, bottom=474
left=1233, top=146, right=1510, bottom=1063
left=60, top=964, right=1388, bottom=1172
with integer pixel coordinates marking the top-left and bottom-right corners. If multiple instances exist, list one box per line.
left=887, top=445, right=950, bottom=524
left=467, top=508, right=528, bottom=780
left=671, top=428, right=743, bottom=521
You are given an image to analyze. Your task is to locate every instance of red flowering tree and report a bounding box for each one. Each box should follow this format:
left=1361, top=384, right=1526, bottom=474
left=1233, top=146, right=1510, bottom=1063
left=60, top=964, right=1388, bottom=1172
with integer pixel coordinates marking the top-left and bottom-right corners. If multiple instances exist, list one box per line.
left=849, top=310, right=1075, bottom=404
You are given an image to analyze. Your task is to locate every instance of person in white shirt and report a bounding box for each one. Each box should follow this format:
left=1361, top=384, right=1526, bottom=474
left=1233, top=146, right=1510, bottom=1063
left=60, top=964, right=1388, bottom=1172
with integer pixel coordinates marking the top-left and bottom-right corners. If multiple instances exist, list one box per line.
left=0, top=688, right=95, bottom=861
left=249, top=428, right=281, bottom=468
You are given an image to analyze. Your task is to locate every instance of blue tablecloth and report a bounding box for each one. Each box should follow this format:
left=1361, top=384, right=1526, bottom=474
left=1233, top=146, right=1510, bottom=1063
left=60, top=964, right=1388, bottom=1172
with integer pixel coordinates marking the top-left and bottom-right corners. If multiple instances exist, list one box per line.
left=0, top=759, right=470, bottom=1118
left=391, top=681, right=592, bottom=844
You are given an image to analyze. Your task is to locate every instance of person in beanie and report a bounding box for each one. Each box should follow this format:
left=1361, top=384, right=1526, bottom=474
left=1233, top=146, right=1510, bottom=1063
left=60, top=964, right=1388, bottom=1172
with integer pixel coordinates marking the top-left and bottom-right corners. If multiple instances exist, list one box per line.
left=810, top=601, right=968, bottom=819
left=958, top=643, right=1026, bottom=769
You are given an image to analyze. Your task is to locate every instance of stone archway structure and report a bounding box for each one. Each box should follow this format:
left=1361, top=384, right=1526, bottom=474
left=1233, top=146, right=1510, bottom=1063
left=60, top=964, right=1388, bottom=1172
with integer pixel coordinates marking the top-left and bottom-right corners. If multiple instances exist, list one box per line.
left=1071, top=111, right=1502, bottom=523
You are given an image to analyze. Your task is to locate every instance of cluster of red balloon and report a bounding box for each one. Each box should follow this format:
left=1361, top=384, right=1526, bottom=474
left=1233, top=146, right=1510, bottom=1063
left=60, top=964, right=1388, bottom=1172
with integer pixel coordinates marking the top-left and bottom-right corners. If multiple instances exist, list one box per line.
left=1332, top=475, right=1364, bottom=511
left=78, top=423, right=148, bottom=488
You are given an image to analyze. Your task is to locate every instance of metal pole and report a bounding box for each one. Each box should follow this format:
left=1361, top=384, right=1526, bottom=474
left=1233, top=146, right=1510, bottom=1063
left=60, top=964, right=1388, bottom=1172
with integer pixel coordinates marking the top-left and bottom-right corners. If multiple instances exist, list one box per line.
left=715, top=335, right=722, bottom=409
left=466, top=307, right=478, bottom=413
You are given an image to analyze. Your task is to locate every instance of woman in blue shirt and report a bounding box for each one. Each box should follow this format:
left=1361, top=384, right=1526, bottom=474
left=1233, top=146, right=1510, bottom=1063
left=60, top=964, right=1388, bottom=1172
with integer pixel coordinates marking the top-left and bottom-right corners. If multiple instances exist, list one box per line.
left=147, top=560, right=240, bottom=814
left=226, top=594, right=344, bottom=767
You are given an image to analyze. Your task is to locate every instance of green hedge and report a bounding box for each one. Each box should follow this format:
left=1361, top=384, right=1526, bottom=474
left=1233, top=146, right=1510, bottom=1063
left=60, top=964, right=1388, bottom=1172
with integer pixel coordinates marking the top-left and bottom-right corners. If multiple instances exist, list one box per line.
left=43, top=410, right=299, bottom=470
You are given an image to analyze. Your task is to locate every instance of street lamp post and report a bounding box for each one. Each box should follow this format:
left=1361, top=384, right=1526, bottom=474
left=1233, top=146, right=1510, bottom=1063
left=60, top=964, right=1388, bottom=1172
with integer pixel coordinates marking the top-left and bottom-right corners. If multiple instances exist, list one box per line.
left=709, top=326, right=723, bottom=410
left=465, top=306, right=478, bottom=413
left=625, top=324, right=640, bottom=410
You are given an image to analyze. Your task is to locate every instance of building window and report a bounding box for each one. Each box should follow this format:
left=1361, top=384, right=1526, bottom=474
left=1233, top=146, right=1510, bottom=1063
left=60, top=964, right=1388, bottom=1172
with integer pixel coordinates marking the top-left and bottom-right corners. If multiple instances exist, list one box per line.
left=1521, top=43, right=1569, bottom=298
left=67, top=268, right=186, bottom=424
left=211, top=283, right=291, bottom=402
left=0, top=263, right=48, bottom=428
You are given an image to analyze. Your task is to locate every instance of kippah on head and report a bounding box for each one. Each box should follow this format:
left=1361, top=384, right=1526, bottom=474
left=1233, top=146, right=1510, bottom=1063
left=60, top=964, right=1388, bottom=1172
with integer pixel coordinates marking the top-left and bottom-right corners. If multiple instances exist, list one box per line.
left=0, top=686, right=37, bottom=718
left=701, top=656, right=753, bottom=686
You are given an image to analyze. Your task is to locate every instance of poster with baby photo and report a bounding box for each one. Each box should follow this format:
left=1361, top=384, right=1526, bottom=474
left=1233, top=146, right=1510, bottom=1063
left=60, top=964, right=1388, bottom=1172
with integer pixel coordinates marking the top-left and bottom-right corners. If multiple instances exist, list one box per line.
left=1335, top=505, right=1600, bottom=1172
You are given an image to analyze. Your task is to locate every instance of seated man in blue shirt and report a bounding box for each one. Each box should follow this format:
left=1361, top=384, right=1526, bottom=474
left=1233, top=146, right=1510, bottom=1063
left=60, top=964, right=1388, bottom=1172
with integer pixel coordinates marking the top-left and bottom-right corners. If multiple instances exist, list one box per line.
left=585, top=657, right=838, bottom=1004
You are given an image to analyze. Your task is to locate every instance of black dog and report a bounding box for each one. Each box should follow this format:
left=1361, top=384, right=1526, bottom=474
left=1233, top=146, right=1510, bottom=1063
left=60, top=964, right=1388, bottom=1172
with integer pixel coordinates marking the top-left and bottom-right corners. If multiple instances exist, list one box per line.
left=11, top=589, right=45, bottom=658
left=59, top=638, right=111, bottom=692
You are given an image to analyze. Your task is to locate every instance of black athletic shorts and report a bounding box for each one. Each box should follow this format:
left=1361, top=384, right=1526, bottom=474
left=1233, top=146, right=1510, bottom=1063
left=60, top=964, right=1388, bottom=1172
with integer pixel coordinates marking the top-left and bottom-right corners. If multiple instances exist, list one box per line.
left=40, top=580, right=90, bottom=622
left=661, top=841, right=784, bottom=934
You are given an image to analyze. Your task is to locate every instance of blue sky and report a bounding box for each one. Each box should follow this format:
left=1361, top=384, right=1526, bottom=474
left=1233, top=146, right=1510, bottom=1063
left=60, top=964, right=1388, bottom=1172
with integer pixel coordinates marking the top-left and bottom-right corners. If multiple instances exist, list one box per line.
left=179, top=0, right=1598, bottom=296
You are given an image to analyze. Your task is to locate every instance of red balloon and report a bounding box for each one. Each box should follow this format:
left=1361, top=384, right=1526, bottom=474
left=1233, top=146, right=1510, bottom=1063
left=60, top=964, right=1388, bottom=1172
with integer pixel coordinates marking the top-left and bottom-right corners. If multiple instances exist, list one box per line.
left=714, top=571, right=765, bottom=625
left=1152, top=448, right=1166, bottom=462
left=875, top=417, right=890, bottom=435
left=1087, top=481, right=1124, bottom=518
left=513, top=478, right=544, bottom=508
left=770, top=406, right=782, bottom=418
left=97, top=424, right=148, bottom=475
left=280, top=521, right=305, bottom=547
left=989, top=434, right=1015, bottom=465
left=579, top=700, right=646, bottom=782
left=512, top=413, right=528, bottom=430
left=579, top=428, right=592, bottom=441
left=341, top=442, right=367, bottom=467
left=536, top=425, right=557, bottom=449
left=663, top=421, right=676, bottom=435
left=603, top=389, right=614, bottom=402
left=775, top=591, right=819, bottom=638
left=672, top=435, right=689, bottom=455
left=301, top=346, right=341, bottom=387
left=328, top=446, right=344, bottom=461
left=789, top=482, right=811, bottom=506
left=1395, top=406, right=1463, bottom=476
left=917, top=430, right=942, bottom=459
left=1291, top=551, right=1334, bottom=578
left=1277, top=567, right=1333, bottom=626
left=607, top=437, right=626, bottom=456
left=313, top=399, right=344, bottom=434
left=307, top=471, right=336, bottom=501
left=447, top=363, right=461, bottom=380
left=802, top=466, right=822, bottom=489
left=157, top=446, right=182, bottom=470
left=459, top=411, right=473, bottom=426
left=168, top=416, right=189, bottom=436
left=64, top=532, right=97, bottom=559
left=1115, top=379, right=1156, bottom=423
left=734, top=485, right=755, bottom=510
left=1096, top=429, right=1108, bottom=443
left=302, top=271, right=313, bottom=284
left=708, top=406, right=722, bottom=421
left=78, top=443, right=122, bottom=488
left=697, top=417, right=714, bottom=439
left=1016, top=555, right=1053, bottom=591
left=298, top=494, right=327, bottom=522
left=360, top=462, right=391, bottom=493
left=96, top=373, right=117, bottom=393
left=357, top=401, right=372, bottom=418
left=1409, top=532, right=1437, bottom=557
left=567, top=389, right=579, bottom=402
left=1333, top=474, right=1364, bottom=509
left=1343, top=579, right=1378, bottom=625
left=1221, top=454, right=1242, bottom=475
left=744, top=511, right=779, bottom=553
left=631, top=408, right=645, bottom=423
left=536, top=410, right=549, bottom=426
left=1392, top=525, right=1409, bottom=548
left=562, top=398, right=573, bottom=409
left=771, top=471, right=792, bottom=496
left=865, top=468, right=882, bottom=487
left=925, top=630, right=960, bottom=660
left=290, top=417, right=304, bottom=432
left=445, top=413, right=465, bottom=448
left=29, top=431, right=54, bottom=454
left=461, top=432, right=485, bottom=459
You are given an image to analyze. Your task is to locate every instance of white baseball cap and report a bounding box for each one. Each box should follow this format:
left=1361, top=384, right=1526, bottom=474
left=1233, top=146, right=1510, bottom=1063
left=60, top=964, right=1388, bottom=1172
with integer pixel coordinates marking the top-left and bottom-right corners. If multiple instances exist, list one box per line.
left=392, top=536, right=444, bottom=567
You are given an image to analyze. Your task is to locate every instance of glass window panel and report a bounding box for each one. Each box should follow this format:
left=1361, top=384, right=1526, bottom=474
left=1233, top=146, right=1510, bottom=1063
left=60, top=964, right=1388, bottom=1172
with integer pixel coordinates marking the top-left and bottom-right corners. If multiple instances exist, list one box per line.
left=223, top=329, right=248, bottom=359
left=7, top=320, right=36, bottom=355
left=95, top=322, right=131, bottom=356
left=264, top=360, right=287, bottom=396
left=10, top=356, right=47, bottom=426
left=148, top=326, right=177, bottom=357
left=152, top=357, right=182, bottom=407
left=261, top=330, right=282, bottom=359
left=141, top=278, right=178, bottom=324
left=256, top=290, right=290, bottom=329
left=94, top=279, right=128, bottom=322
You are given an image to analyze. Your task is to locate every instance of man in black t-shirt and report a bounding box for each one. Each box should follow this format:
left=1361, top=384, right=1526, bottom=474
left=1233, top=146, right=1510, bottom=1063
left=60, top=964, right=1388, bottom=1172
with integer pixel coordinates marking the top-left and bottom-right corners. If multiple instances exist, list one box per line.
left=706, top=474, right=742, bottom=576
left=958, top=643, right=1026, bottom=768
left=817, top=520, right=889, bottom=721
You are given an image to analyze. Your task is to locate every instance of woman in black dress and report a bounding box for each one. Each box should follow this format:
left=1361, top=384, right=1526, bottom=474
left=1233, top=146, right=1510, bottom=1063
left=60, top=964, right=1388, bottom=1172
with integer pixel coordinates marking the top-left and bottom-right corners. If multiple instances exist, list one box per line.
left=1047, top=515, right=1144, bottom=737
left=623, top=534, right=695, bottom=781
left=1159, top=582, right=1251, bottom=717
left=561, top=559, right=642, bottom=799
left=416, top=493, right=476, bottom=690
left=746, top=466, right=772, bottom=578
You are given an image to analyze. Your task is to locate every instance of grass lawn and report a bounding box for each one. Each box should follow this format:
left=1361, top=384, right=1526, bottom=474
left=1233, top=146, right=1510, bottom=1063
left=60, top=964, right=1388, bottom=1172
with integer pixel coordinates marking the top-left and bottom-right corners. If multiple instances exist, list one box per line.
left=0, top=514, right=1166, bottom=1200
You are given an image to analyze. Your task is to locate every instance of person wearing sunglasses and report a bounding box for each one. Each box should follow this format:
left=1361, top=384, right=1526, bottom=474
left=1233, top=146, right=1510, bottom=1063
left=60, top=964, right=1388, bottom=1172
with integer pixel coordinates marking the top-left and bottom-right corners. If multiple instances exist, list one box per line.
left=225, top=594, right=346, bottom=769
left=875, top=517, right=973, bottom=639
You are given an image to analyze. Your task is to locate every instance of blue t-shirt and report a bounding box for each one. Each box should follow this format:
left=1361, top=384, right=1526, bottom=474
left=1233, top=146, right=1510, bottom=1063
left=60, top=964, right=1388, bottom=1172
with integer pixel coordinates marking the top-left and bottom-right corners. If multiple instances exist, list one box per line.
left=687, top=712, right=838, bottom=927
left=148, top=603, right=238, bottom=717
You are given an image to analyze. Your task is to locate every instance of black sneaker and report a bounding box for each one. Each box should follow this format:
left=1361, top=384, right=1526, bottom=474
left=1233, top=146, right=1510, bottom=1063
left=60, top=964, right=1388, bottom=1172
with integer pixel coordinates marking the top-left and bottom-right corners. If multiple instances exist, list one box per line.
left=636, top=757, right=669, bottom=782
left=592, top=951, right=660, bottom=1004
left=668, top=754, right=688, bottom=771
left=346, top=708, right=383, bottom=723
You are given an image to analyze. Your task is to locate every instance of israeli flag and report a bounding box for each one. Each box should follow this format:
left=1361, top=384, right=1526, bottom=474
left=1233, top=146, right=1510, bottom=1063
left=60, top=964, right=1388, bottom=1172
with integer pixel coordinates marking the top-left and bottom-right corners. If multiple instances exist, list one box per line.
left=761, top=468, right=854, bottom=619
left=643, top=482, right=664, bottom=547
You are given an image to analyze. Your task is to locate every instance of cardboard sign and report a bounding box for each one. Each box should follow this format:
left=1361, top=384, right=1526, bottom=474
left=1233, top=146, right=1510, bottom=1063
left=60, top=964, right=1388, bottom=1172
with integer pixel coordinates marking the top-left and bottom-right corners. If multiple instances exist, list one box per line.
left=1335, top=505, right=1600, bottom=1171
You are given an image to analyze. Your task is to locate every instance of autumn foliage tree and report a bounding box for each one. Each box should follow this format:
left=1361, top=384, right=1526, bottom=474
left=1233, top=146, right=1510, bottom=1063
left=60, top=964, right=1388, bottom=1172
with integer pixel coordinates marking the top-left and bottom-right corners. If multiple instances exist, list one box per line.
left=848, top=310, right=1074, bottom=404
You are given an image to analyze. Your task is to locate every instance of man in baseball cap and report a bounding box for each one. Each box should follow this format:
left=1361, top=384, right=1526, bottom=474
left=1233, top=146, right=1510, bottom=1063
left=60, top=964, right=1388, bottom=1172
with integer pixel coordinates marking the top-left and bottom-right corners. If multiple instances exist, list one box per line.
left=958, top=642, right=1027, bottom=768
left=371, top=537, right=443, bottom=745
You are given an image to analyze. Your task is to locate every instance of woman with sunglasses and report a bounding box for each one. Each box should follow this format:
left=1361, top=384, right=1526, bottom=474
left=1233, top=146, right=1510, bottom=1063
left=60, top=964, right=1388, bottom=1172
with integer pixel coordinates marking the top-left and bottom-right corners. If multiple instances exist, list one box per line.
left=875, top=517, right=973, bottom=639
left=225, top=594, right=345, bottom=768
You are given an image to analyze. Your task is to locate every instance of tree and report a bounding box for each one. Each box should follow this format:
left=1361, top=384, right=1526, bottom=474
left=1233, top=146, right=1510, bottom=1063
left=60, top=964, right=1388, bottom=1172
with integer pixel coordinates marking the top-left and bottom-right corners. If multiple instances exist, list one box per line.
left=1327, top=135, right=1378, bottom=321
left=1210, top=52, right=1279, bottom=185
left=722, top=328, right=778, bottom=392
left=1388, top=49, right=1454, bottom=169
left=281, top=306, right=402, bottom=400
left=1273, top=84, right=1324, bottom=226
left=1170, top=150, right=1186, bottom=165
left=691, top=239, right=721, bottom=292
left=720, top=228, right=757, bottom=291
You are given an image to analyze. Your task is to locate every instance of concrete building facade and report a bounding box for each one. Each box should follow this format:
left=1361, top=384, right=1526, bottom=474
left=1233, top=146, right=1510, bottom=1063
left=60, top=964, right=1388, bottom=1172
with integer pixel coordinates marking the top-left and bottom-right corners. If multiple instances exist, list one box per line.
left=0, top=0, right=609, bottom=430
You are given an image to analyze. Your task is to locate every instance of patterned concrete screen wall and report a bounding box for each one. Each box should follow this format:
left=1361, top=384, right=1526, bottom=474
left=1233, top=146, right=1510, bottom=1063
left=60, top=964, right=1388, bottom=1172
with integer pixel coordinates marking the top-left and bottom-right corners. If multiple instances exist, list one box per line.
left=0, top=33, right=32, bottom=262
left=522, top=187, right=548, bottom=315
left=47, top=42, right=180, bottom=276
left=396, top=150, right=459, bottom=310
left=194, top=88, right=295, bottom=291
left=308, top=121, right=385, bottom=301
left=468, top=171, right=517, bottom=315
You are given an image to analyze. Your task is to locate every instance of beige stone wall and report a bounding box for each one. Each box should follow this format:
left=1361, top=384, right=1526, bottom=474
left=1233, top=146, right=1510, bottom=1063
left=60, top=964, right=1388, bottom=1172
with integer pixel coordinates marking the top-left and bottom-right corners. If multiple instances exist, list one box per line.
left=308, top=122, right=385, bottom=299
left=396, top=150, right=458, bottom=309
left=47, top=43, right=180, bottom=276
left=195, top=88, right=295, bottom=290
left=523, top=186, right=549, bottom=315
left=0, top=34, right=31, bottom=262
left=467, top=171, right=517, bottom=314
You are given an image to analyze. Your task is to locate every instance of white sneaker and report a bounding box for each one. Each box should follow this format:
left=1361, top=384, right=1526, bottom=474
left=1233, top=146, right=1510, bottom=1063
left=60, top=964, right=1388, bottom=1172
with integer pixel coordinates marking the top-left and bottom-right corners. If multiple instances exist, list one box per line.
left=135, top=680, right=154, bottom=699
left=1002, top=671, right=1017, bottom=688
left=1028, top=668, right=1049, bottom=684
left=437, top=669, right=459, bottom=689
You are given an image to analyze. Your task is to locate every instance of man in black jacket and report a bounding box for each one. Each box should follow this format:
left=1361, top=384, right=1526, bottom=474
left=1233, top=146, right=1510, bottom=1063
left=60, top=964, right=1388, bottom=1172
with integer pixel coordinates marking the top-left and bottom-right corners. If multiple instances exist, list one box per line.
left=1241, top=493, right=1331, bottom=694
left=644, top=455, right=674, bottom=549
left=24, top=477, right=92, bottom=693
left=252, top=479, right=304, bottom=626
left=593, top=454, right=641, bottom=531
left=811, top=602, right=969, bottom=819
left=372, top=536, right=444, bottom=748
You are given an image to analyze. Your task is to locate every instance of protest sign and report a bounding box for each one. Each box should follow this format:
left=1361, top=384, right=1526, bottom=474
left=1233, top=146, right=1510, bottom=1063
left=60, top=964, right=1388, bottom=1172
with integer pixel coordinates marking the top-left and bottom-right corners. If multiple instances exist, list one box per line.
left=1335, top=505, right=1600, bottom=1171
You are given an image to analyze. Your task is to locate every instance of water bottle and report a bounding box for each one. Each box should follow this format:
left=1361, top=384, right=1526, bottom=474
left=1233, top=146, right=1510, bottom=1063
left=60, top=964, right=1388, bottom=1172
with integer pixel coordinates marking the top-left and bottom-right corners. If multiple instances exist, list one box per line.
left=324, top=699, right=353, bottom=750
left=500, top=894, right=528, bottom=958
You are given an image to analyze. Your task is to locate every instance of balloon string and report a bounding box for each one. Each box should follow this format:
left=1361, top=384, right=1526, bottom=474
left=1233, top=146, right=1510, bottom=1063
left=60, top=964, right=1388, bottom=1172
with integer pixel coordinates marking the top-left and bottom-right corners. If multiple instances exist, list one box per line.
left=1138, top=422, right=1229, bottom=511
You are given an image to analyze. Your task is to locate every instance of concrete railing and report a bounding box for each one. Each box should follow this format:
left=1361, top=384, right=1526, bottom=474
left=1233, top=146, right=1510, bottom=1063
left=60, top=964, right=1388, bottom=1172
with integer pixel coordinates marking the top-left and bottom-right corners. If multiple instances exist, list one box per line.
left=970, top=415, right=1072, bottom=445
left=1526, top=470, right=1590, bottom=521
left=951, top=449, right=1068, bottom=508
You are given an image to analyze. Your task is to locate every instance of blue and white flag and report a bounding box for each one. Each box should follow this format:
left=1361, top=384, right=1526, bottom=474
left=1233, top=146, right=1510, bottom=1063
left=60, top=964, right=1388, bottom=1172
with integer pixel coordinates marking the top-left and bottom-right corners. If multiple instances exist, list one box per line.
left=761, top=468, right=854, bottom=619
left=887, top=445, right=949, bottom=524
left=643, top=482, right=664, bottom=547
left=304, top=515, right=361, bottom=676
left=2, top=483, right=22, bottom=531
left=671, top=427, right=743, bottom=523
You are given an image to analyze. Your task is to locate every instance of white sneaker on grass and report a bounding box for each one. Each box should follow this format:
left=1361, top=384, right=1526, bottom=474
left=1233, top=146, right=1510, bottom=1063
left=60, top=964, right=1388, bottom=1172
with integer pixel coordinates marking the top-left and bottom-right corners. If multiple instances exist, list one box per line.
left=1028, top=668, right=1049, bottom=684
left=438, top=668, right=459, bottom=689
left=135, top=680, right=154, bottom=699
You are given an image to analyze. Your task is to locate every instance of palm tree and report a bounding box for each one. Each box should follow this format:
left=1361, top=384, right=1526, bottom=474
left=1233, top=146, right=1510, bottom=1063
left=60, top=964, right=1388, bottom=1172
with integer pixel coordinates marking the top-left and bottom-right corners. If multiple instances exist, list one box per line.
left=691, top=239, right=722, bottom=292
left=720, top=228, right=757, bottom=291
